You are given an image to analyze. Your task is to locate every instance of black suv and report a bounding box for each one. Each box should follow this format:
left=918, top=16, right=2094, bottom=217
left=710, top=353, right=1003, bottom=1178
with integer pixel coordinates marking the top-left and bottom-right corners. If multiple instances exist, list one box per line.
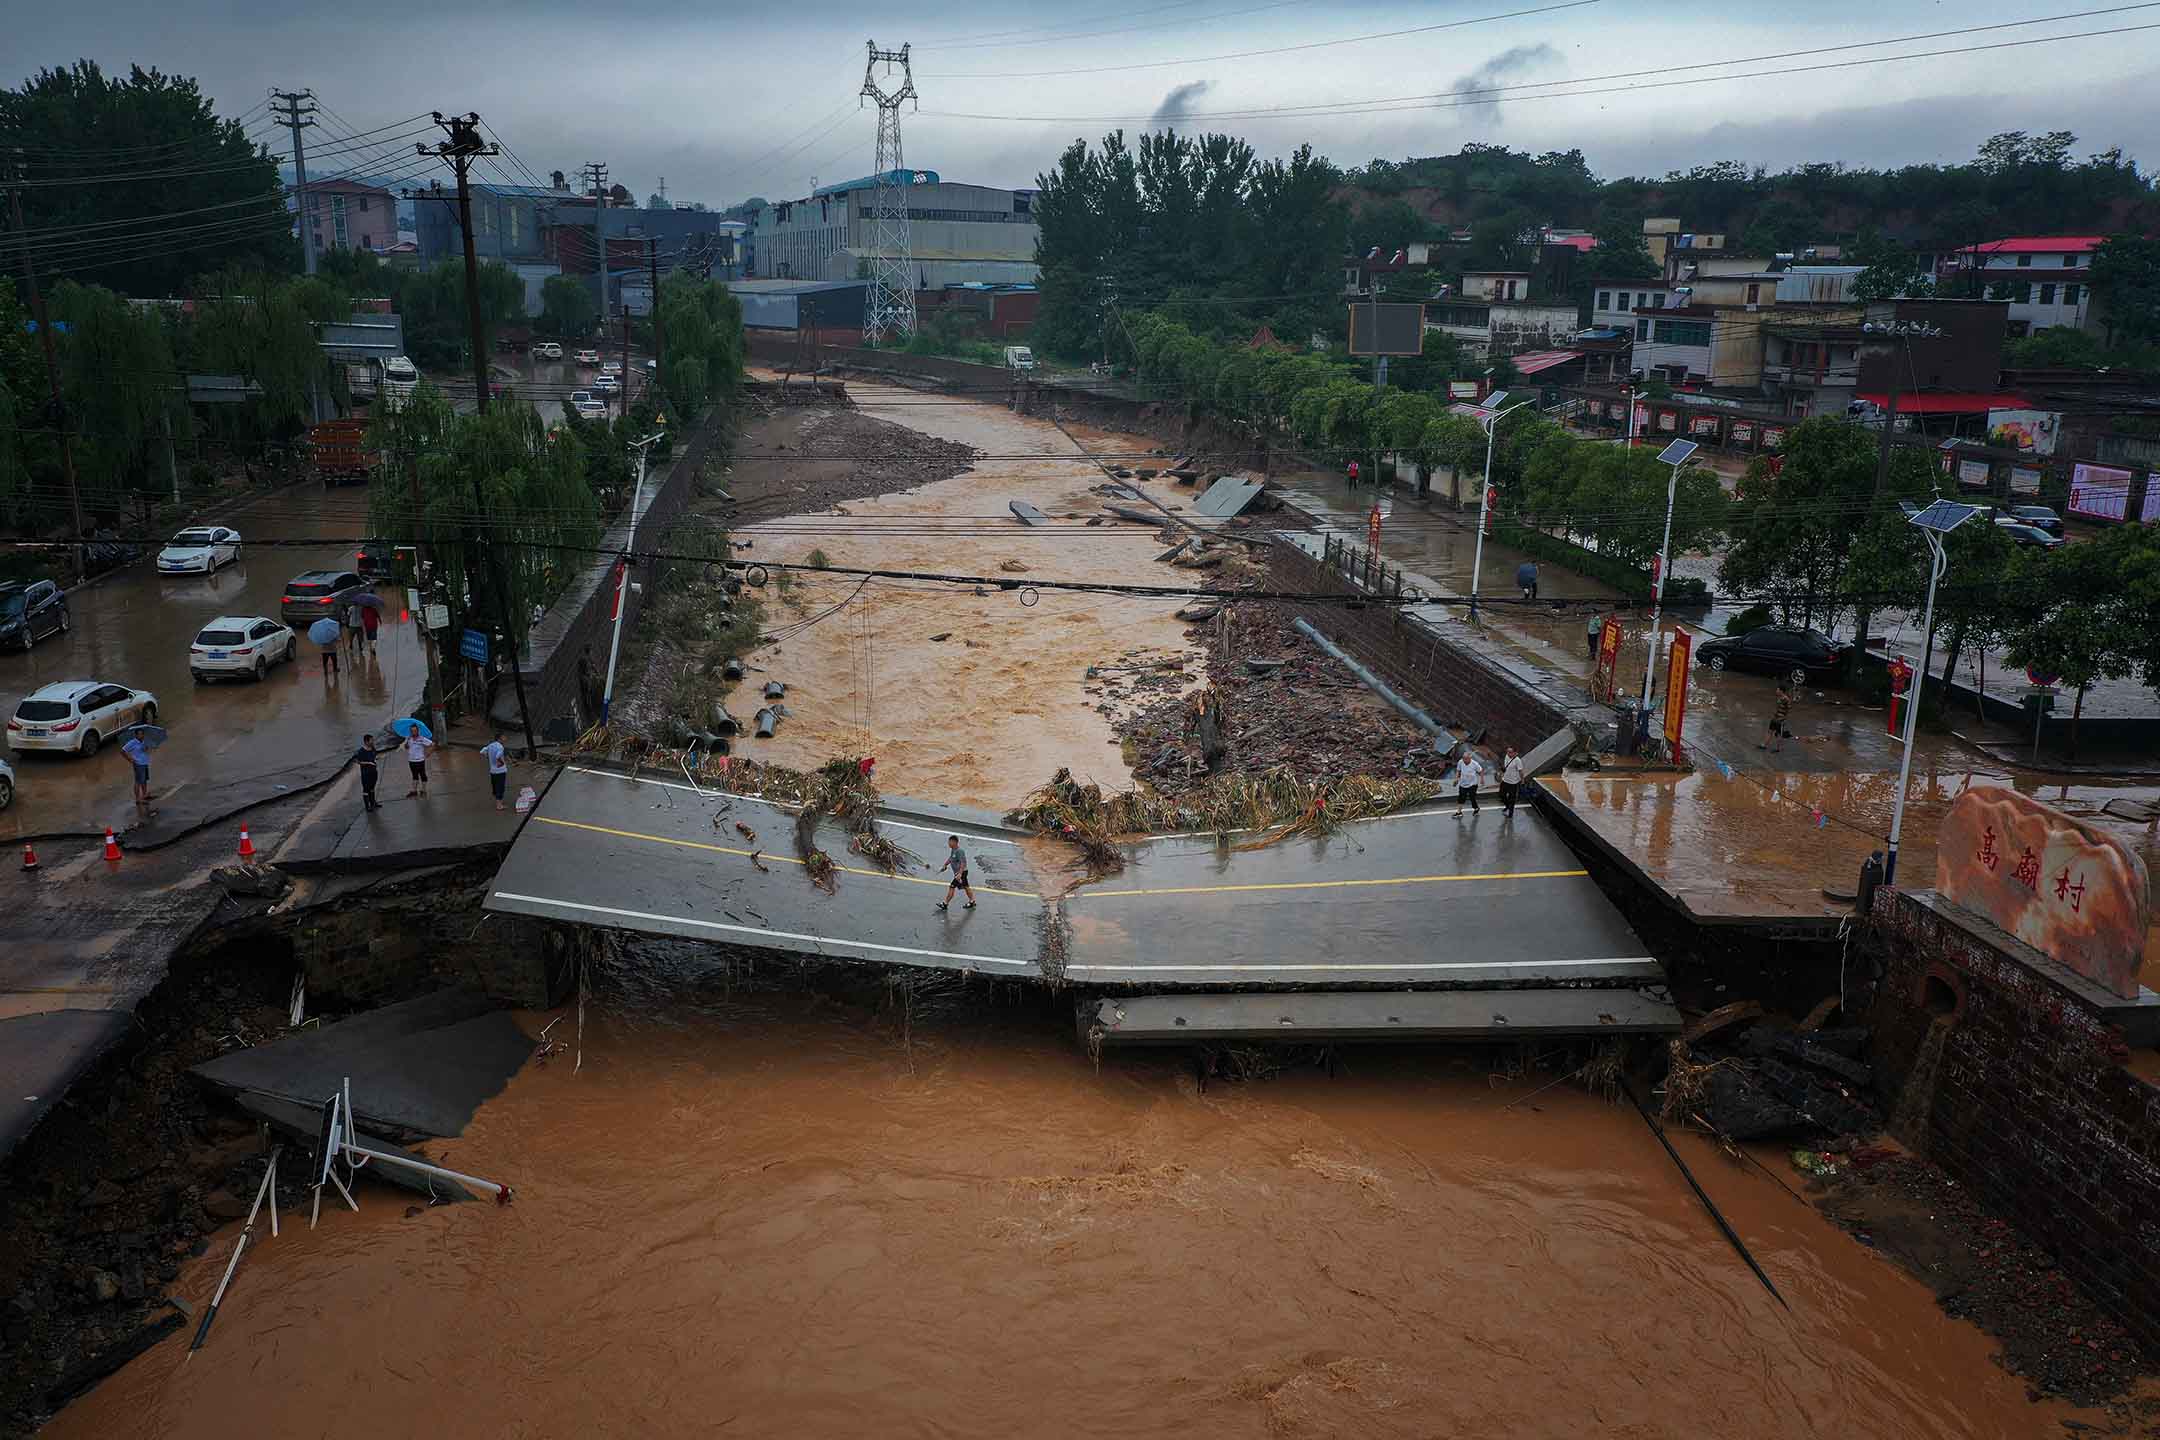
left=1695, top=625, right=1850, bottom=683
left=0, top=580, right=69, bottom=651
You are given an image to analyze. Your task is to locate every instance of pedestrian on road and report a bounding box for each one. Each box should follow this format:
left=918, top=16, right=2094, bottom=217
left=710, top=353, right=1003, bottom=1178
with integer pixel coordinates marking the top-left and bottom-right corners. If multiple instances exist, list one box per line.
left=935, top=834, right=976, bottom=912
left=359, top=602, right=380, bottom=655
left=481, top=730, right=510, bottom=812
left=1346, top=458, right=1361, bottom=490
left=319, top=630, right=340, bottom=679
left=1452, top=750, right=1485, bottom=817
left=342, top=601, right=365, bottom=655
left=403, top=728, right=436, bottom=797
left=122, top=731, right=153, bottom=815
left=1517, top=561, right=1540, bottom=602
left=1587, top=611, right=1605, bottom=656
left=1761, top=682, right=1793, bottom=754
left=1499, top=746, right=1525, bottom=819
left=354, top=734, right=381, bottom=813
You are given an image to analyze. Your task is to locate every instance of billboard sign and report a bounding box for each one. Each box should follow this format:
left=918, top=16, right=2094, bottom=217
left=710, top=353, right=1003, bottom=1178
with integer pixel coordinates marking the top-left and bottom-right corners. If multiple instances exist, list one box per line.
left=2068, top=462, right=2132, bottom=522
left=1662, top=631, right=1692, bottom=747
left=2010, top=465, right=2044, bottom=496
left=1347, top=303, right=1427, bottom=356
left=1957, top=458, right=1992, bottom=490
left=1592, top=615, right=1624, bottom=702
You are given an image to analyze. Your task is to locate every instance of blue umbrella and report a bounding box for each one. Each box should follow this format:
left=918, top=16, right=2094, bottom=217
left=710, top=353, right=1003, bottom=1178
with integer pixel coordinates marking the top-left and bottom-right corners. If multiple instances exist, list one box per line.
left=389, top=717, right=433, bottom=742
left=119, top=723, right=169, bottom=750
left=308, top=617, right=342, bottom=646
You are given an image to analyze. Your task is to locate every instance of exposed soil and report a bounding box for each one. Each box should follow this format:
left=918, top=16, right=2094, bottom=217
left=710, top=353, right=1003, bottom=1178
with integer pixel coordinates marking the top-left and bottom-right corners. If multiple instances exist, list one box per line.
left=1114, top=604, right=1454, bottom=797
left=0, top=943, right=295, bottom=1437
left=724, top=389, right=980, bottom=523
left=1809, top=1146, right=2151, bottom=1410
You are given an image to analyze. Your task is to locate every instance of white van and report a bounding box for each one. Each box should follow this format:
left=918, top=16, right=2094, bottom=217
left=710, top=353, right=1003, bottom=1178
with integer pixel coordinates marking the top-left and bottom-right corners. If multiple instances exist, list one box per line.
left=1004, top=345, right=1037, bottom=373
left=380, top=354, right=419, bottom=412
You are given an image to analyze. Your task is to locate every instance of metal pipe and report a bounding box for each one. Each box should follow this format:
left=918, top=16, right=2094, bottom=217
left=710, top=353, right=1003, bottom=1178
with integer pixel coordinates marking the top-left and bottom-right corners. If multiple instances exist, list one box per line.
left=1291, top=618, right=1452, bottom=743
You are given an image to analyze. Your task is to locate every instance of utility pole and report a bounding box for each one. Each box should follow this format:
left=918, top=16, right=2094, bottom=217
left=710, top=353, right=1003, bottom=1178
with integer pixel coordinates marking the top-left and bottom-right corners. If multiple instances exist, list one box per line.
left=271, top=90, right=320, bottom=276
left=860, top=42, right=919, bottom=343
left=647, top=234, right=665, bottom=382
left=5, top=162, right=88, bottom=582
left=1368, top=268, right=1385, bottom=490
left=420, top=111, right=539, bottom=762
left=619, top=307, right=632, bottom=419
left=582, top=162, right=609, bottom=323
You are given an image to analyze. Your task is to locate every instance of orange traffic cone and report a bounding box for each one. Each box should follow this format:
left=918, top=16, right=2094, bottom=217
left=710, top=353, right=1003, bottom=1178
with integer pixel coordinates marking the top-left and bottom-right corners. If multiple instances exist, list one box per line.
left=21, top=842, right=38, bottom=871
left=237, top=826, right=256, bottom=860
left=102, top=828, right=121, bottom=862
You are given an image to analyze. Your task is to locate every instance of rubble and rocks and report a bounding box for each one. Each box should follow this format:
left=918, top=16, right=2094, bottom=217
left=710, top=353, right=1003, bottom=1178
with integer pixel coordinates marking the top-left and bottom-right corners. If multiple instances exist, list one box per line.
left=1662, top=1017, right=1880, bottom=1141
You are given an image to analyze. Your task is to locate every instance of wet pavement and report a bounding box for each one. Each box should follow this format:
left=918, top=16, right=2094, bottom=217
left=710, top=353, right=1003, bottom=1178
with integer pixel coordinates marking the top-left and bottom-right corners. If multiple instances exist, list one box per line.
left=0, top=479, right=425, bottom=842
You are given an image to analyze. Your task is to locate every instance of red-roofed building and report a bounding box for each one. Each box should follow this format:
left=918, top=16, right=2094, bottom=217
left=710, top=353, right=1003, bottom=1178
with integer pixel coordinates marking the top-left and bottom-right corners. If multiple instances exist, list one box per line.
left=1944, top=236, right=2106, bottom=337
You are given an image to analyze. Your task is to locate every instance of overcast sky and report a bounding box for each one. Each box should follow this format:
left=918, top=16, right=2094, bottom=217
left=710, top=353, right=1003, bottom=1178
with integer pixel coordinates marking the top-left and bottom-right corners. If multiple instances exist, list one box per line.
left=16, top=0, right=2160, bottom=207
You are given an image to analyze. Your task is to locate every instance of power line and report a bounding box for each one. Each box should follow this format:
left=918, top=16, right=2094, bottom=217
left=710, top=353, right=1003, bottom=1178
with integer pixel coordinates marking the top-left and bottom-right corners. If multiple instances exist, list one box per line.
left=917, top=0, right=1599, bottom=78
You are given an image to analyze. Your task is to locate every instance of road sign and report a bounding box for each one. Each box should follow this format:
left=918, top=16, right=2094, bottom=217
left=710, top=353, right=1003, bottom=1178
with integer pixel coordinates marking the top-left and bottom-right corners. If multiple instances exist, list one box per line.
left=459, top=628, right=490, bottom=662
left=424, top=603, right=450, bottom=631
left=2026, top=665, right=2060, bottom=687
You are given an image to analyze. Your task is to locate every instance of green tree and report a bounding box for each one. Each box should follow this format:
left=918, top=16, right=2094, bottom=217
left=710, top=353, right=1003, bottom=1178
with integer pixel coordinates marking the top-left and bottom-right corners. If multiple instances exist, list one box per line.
left=50, top=281, right=193, bottom=525
left=655, top=275, right=745, bottom=420
left=0, top=62, right=294, bottom=296
left=2090, top=234, right=2160, bottom=352
left=538, top=274, right=599, bottom=340
left=182, top=270, right=342, bottom=458
left=2003, top=537, right=2145, bottom=761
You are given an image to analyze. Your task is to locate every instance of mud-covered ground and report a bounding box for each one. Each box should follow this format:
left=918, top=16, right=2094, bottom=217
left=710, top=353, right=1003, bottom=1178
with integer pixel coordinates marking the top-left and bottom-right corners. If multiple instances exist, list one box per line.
left=1111, top=605, right=1456, bottom=797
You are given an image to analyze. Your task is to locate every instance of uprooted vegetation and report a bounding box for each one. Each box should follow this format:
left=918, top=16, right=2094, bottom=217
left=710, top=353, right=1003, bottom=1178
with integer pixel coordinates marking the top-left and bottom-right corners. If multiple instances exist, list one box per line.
left=605, top=518, right=765, bottom=748
left=1005, top=764, right=1451, bottom=875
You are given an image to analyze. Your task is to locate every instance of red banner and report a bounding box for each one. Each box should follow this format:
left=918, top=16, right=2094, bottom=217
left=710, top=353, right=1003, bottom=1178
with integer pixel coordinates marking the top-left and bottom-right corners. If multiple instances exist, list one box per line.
left=1663, top=630, right=1692, bottom=746
left=1367, top=502, right=1383, bottom=553
left=1593, top=615, right=1624, bottom=702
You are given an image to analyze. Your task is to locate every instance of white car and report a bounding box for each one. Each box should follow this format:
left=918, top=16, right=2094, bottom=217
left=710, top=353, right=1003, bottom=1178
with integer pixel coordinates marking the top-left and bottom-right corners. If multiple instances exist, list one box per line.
left=569, top=391, right=606, bottom=419
left=157, top=525, right=242, bottom=574
left=534, top=341, right=564, bottom=361
left=0, top=755, right=13, bottom=810
left=599, top=360, right=622, bottom=376
left=190, top=614, right=298, bottom=683
left=591, top=373, right=620, bottom=396
left=574, top=349, right=601, bottom=366
left=8, top=681, right=159, bottom=756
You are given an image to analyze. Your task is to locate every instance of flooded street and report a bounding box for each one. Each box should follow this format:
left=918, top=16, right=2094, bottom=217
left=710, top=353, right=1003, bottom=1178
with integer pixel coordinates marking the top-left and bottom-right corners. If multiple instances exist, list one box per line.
left=0, top=480, right=424, bottom=839
left=46, top=991, right=2093, bottom=1439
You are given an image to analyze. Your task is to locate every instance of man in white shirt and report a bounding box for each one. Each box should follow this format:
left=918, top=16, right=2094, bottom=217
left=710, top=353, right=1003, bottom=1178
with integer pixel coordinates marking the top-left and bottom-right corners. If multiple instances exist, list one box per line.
left=481, top=730, right=510, bottom=811
left=1452, top=750, right=1484, bottom=817
left=1499, top=746, right=1526, bottom=819
left=403, top=729, right=435, bottom=798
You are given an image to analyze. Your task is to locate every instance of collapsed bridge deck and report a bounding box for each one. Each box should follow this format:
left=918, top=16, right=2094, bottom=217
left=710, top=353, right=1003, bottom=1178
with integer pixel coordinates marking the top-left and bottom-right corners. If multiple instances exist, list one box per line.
left=485, top=765, right=1677, bottom=1032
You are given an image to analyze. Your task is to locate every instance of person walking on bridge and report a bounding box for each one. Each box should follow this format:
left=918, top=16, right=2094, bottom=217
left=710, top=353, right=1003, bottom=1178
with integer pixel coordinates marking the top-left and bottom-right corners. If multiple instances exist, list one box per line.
left=403, top=728, right=436, bottom=798
left=354, top=734, right=381, bottom=813
left=1452, top=749, right=1484, bottom=818
left=935, top=835, right=976, bottom=913
left=1499, top=746, right=1525, bottom=819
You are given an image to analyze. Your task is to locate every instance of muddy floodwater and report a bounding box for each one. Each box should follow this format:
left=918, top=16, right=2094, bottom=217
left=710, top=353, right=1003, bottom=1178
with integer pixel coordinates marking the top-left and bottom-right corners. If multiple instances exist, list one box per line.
left=52, top=988, right=2094, bottom=1439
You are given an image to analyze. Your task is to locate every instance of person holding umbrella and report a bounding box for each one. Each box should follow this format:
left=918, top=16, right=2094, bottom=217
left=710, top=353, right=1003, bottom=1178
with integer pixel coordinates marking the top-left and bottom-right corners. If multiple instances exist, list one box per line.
left=342, top=600, right=365, bottom=657
left=391, top=718, right=435, bottom=798
left=308, top=615, right=343, bottom=678
left=357, top=594, right=381, bottom=655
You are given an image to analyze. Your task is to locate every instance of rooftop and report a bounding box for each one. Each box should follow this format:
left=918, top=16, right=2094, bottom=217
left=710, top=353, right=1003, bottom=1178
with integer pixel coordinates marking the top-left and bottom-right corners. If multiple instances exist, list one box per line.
left=1968, top=235, right=2108, bottom=255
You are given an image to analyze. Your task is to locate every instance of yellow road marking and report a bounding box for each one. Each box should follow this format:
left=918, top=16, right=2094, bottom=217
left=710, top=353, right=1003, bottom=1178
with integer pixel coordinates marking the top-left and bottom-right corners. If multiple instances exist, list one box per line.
left=1069, top=868, right=1590, bottom=899
left=533, top=815, right=1036, bottom=898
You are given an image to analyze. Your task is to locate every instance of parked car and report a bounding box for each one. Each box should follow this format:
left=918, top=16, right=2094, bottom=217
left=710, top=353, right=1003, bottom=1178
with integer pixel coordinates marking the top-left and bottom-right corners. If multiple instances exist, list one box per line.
left=534, top=341, right=564, bottom=361
left=191, top=614, right=299, bottom=683
left=156, top=525, right=242, bottom=574
left=569, top=390, right=606, bottom=420
left=355, top=538, right=398, bottom=578
left=0, top=754, right=13, bottom=809
left=279, top=569, right=372, bottom=626
left=574, top=349, right=601, bottom=366
left=1695, top=625, right=1850, bottom=684
left=1995, top=520, right=2065, bottom=550
left=8, top=681, right=158, bottom=756
left=0, top=580, right=69, bottom=651
left=2005, top=505, right=2064, bottom=536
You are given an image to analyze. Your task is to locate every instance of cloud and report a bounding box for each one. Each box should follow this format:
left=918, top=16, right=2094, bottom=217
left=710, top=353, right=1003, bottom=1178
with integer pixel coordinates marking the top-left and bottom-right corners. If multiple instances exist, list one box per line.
left=1448, top=44, right=1561, bottom=125
left=1150, top=80, right=1212, bottom=129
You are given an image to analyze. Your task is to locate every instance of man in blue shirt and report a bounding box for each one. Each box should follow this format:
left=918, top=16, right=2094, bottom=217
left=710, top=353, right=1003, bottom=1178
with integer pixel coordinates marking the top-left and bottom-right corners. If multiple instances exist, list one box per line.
left=481, top=730, right=510, bottom=812
left=121, top=732, right=153, bottom=815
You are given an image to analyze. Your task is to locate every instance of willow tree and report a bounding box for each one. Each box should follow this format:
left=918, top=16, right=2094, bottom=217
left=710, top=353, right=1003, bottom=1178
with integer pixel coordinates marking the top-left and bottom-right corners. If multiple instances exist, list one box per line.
left=51, top=281, right=192, bottom=524
left=184, top=270, right=344, bottom=460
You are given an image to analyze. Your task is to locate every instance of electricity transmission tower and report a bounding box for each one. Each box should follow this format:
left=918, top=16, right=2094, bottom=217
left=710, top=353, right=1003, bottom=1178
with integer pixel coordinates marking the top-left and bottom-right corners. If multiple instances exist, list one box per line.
left=270, top=89, right=319, bottom=275
left=859, top=41, right=917, bottom=344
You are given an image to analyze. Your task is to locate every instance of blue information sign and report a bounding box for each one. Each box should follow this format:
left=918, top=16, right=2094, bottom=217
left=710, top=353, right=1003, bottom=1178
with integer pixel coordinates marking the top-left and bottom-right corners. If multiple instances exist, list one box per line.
left=459, top=628, right=490, bottom=662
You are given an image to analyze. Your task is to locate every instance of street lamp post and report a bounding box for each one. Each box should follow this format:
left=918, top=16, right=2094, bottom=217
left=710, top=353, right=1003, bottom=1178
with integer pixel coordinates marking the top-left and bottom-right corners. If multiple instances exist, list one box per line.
left=1641, top=438, right=1699, bottom=709
left=600, top=420, right=668, bottom=722
left=1885, top=500, right=1980, bottom=885
left=1468, top=396, right=1534, bottom=617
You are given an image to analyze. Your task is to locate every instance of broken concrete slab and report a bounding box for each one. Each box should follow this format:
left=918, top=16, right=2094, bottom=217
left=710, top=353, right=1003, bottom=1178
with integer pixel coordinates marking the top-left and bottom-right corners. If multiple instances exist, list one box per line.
left=191, top=988, right=532, bottom=1139
left=1009, top=500, right=1049, bottom=526
left=1194, top=476, right=1264, bottom=517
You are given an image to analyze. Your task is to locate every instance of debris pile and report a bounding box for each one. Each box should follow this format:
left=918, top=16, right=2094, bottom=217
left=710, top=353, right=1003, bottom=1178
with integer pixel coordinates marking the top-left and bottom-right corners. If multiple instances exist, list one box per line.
left=1661, top=1008, right=1878, bottom=1141
left=1114, top=605, right=1453, bottom=797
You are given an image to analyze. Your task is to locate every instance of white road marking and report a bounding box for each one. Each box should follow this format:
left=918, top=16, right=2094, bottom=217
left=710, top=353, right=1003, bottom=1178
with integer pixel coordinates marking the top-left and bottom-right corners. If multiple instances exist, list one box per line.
left=489, top=890, right=1036, bottom=970
left=1064, top=957, right=1657, bottom=975
left=560, top=766, right=1022, bottom=846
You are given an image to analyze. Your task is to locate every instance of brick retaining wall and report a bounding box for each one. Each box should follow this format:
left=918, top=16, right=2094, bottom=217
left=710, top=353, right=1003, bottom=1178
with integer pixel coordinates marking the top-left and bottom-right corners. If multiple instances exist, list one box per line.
left=1864, top=889, right=2160, bottom=1353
